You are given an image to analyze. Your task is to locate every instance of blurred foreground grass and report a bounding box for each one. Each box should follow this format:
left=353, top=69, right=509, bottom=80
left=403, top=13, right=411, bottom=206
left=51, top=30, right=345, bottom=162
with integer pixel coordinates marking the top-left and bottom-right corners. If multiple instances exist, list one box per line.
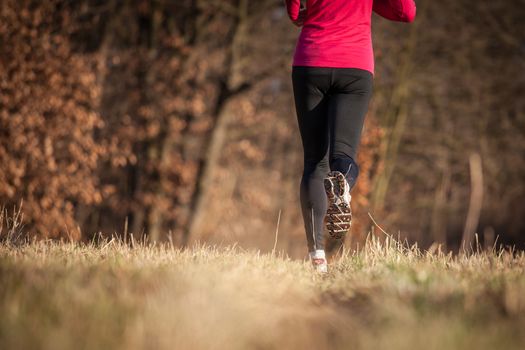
left=1, top=236, right=524, bottom=350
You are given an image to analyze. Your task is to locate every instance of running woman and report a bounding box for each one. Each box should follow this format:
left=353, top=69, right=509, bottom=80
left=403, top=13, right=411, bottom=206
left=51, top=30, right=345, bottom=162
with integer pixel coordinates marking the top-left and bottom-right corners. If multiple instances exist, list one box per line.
left=284, top=0, right=416, bottom=273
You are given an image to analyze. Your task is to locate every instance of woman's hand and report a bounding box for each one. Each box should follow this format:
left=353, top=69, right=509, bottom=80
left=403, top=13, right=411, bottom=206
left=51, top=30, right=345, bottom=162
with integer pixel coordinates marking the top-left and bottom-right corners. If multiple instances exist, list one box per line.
left=292, top=5, right=307, bottom=27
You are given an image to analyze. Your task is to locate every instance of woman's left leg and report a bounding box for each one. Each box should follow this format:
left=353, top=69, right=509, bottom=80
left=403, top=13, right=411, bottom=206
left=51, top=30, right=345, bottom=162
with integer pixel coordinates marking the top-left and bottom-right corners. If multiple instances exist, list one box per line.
left=291, top=66, right=332, bottom=253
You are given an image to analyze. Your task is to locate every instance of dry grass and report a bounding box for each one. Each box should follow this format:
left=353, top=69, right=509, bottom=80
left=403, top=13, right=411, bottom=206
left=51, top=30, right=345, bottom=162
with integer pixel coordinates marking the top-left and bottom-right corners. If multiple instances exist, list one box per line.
left=1, top=232, right=524, bottom=350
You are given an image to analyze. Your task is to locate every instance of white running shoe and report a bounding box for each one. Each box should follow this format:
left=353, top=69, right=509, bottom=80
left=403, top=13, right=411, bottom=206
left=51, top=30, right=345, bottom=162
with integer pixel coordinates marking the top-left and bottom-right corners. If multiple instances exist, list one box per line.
left=309, top=249, right=328, bottom=274
left=324, top=171, right=352, bottom=239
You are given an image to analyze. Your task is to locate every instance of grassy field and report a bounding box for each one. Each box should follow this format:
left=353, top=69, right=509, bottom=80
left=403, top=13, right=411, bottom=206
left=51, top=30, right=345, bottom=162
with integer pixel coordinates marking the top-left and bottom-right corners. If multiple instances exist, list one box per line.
left=1, top=235, right=524, bottom=350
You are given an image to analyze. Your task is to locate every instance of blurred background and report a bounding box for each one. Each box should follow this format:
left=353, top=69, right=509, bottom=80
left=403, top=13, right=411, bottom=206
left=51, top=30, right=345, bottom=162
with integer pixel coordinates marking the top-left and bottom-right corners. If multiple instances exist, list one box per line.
left=1, top=0, right=524, bottom=257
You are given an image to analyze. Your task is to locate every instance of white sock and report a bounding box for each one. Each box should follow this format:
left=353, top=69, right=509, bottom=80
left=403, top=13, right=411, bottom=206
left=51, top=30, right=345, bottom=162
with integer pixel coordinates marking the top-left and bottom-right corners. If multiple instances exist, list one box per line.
left=309, top=249, right=325, bottom=260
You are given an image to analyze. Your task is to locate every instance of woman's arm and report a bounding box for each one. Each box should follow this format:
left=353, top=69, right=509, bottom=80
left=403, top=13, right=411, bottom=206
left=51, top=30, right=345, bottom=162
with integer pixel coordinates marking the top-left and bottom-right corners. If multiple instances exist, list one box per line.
left=373, top=0, right=417, bottom=23
left=284, top=0, right=301, bottom=22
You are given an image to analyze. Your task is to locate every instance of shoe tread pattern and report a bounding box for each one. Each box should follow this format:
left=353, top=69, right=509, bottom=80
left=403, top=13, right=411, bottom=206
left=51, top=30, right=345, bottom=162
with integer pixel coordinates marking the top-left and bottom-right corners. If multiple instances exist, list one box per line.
left=324, top=171, right=352, bottom=240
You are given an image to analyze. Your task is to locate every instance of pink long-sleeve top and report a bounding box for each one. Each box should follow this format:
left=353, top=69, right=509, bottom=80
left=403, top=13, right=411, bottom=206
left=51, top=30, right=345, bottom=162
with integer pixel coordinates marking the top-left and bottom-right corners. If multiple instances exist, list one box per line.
left=285, top=0, right=416, bottom=74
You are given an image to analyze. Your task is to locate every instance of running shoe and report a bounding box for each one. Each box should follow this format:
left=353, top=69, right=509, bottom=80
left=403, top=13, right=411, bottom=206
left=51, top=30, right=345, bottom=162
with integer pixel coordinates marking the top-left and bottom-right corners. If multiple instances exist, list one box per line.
left=324, top=171, right=352, bottom=239
left=309, top=250, right=328, bottom=274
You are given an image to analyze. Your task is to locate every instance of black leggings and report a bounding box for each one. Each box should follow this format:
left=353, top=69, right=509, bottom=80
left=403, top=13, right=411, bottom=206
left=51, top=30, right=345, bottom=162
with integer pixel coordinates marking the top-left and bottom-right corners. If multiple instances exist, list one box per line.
left=291, top=66, right=373, bottom=252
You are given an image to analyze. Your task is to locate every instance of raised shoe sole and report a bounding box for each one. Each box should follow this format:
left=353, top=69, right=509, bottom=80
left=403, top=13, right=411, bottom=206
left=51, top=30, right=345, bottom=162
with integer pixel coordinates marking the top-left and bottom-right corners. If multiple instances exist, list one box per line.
left=324, top=171, right=352, bottom=240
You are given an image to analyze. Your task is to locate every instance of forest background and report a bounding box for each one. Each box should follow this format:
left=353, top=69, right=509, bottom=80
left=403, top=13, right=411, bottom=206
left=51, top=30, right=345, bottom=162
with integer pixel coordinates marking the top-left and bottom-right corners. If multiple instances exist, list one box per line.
left=1, top=0, right=524, bottom=257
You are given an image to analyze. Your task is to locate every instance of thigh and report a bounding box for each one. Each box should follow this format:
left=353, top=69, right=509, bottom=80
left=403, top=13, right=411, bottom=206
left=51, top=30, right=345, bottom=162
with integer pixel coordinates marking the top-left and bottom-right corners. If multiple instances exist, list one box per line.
left=291, top=67, right=332, bottom=165
left=328, top=69, right=374, bottom=160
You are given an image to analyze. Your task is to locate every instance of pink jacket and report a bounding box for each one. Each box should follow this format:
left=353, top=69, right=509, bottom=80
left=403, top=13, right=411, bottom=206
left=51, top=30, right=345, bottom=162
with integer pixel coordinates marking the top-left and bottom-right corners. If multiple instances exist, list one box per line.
left=285, top=0, right=416, bottom=74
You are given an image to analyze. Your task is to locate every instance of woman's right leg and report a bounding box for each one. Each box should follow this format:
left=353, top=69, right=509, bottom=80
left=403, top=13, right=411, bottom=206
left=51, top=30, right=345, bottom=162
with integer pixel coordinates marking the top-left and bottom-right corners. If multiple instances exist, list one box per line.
left=328, top=68, right=374, bottom=189
left=323, top=68, right=373, bottom=239
left=291, top=66, right=332, bottom=253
